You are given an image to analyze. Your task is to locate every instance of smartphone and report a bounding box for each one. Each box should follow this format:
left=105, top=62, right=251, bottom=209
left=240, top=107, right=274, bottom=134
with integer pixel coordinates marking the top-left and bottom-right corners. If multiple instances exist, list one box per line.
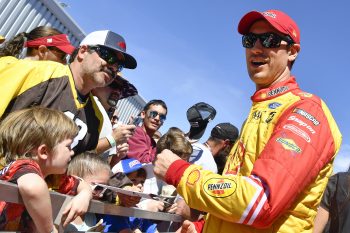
left=132, top=116, right=142, bottom=126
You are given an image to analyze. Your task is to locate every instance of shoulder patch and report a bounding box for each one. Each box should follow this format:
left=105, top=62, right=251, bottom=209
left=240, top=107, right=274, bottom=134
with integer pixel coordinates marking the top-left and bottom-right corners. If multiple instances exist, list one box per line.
left=268, top=102, right=282, bottom=109
left=186, top=169, right=201, bottom=185
left=276, top=137, right=302, bottom=153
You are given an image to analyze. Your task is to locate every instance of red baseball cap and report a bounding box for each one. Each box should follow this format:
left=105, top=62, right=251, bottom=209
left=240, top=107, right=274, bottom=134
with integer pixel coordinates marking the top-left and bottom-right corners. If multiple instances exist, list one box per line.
left=24, top=34, right=75, bottom=54
left=238, top=9, right=300, bottom=44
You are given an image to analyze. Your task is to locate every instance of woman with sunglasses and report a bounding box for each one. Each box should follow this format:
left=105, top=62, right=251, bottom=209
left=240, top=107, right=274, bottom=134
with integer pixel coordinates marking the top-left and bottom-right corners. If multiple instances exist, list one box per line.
left=153, top=9, right=341, bottom=233
left=0, top=26, right=75, bottom=64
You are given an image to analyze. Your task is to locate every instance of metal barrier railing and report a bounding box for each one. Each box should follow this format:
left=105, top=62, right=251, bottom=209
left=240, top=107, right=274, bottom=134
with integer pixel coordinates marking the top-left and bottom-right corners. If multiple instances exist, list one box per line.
left=0, top=180, right=182, bottom=232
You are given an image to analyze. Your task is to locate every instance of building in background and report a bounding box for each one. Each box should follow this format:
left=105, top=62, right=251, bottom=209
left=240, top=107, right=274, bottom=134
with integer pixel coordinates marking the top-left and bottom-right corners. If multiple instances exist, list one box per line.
left=0, top=0, right=146, bottom=123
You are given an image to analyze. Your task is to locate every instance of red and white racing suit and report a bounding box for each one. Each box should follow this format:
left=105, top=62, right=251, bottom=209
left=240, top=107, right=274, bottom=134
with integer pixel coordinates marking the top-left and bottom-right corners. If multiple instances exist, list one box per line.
left=165, top=77, right=342, bottom=232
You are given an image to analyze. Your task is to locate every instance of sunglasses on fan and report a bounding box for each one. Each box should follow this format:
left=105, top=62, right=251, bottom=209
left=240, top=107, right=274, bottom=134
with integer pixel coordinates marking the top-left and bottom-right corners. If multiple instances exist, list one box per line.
left=88, top=45, right=124, bottom=72
left=148, top=110, right=166, bottom=123
left=91, top=183, right=111, bottom=198
left=242, top=32, right=294, bottom=49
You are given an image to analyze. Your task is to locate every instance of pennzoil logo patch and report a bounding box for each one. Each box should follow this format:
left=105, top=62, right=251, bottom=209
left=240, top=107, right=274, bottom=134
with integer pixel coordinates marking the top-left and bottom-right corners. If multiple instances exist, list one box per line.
left=203, top=178, right=237, bottom=198
left=276, top=137, right=302, bottom=153
left=186, top=169, right=200, bottom=185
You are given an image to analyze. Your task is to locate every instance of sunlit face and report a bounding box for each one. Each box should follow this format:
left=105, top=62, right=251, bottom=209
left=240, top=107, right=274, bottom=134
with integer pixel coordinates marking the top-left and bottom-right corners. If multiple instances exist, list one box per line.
left=141, top=104, right=167, bottom=134
left=49, top=138, right=74, bottom=174
left=84, top=168, right=110, bottom=200
left=245, top=20, right=295, bottom=89
left=93, top=85, right=122, bottom=108
left=80, top=46, right=115, bottom=90
left=127, top=171, right=146, bottom=192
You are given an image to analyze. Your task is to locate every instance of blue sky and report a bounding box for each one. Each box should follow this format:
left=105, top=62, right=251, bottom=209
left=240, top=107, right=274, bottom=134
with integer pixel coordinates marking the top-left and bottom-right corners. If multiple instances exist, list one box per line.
left=62, top=0, right=349, bottom=173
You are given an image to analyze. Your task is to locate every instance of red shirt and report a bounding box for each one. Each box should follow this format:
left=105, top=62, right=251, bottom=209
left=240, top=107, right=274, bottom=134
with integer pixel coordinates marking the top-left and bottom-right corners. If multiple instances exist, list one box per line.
left=127, top=126, right=157, bottom=163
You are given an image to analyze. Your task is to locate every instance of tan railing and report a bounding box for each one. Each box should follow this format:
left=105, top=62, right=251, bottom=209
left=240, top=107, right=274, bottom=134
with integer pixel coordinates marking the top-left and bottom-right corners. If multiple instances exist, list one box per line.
left=0, top=180, right=182, bottom=232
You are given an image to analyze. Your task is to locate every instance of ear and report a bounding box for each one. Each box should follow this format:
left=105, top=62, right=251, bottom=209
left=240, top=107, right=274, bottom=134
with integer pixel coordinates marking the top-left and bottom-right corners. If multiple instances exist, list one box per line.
left=77, top=45, right=89, bottom=60
left=36, top=144, right=49, bottom=160
left=288, top=43, right=300, bottom=63
left=222, top=139, right=229, bottom=147
left=140, top=111, right=146, bottom=119
left=37, top=45, right=49, bottom=60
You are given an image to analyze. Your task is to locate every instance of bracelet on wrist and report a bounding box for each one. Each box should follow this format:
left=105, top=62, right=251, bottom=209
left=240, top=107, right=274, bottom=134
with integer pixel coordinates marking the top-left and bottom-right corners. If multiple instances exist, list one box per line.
left=105, top=134, right=116, bottom=148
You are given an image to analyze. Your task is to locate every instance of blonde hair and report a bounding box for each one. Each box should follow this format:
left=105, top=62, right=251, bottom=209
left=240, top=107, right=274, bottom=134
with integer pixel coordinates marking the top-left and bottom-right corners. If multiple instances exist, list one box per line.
left=156, top=127, right=193, bottom=161
left=0, top=107, right=78, bottom=166
left=67, top=151, right=111, bottom=179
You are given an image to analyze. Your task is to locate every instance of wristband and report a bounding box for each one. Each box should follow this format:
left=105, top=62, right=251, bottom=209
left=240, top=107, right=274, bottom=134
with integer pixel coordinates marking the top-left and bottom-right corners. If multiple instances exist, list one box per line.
left=105, top=134, right=116, bottom=148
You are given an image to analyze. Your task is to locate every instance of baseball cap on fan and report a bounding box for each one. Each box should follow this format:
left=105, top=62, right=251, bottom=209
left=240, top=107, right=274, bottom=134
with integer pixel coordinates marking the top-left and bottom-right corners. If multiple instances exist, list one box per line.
left=238, top=9, right=300, bottom=44
left=25, top=34, right=75, bottom=54
left=80, top=30, right=137, bottom=69
left=108, top=73, right=138, bottom=100
left=187, top=102, right=216, bottom=140
left=211, top=123, right=239, bottom=143
left=107, top=75, right=138, bottom=107
left=111, top=158, right=145, bottom=174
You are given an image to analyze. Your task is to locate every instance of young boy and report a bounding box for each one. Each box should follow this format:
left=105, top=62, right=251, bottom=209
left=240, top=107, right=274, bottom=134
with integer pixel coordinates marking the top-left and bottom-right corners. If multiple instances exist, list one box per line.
left=103, top=158, right=158, bottom=233
left=0, top=107, right=92, bottom=233
left=64, top=151, right=111, bottom=232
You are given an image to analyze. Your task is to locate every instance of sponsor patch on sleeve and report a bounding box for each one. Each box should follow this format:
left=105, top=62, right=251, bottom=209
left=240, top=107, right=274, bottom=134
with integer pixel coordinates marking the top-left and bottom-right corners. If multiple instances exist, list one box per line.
left=203, top=178, right=237, bottom=198
left=283, top=124, right=311, bottom=142
left=293, top=108, right=320, bottom=126
left=186, top=169, right=201, bottom=185
left=268, top=102, right=281, bottom=109
left=276, top=137, right=302, bottom=154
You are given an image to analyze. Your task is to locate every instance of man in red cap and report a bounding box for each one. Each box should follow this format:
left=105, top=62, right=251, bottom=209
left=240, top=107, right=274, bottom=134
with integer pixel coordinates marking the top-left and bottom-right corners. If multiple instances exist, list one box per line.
left=153, top=9, right=342, bottom=232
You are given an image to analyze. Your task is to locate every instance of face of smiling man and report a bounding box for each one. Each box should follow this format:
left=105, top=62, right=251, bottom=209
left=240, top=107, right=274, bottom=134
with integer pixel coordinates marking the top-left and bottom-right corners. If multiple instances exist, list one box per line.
left=245, top=20, right=299, bottom=90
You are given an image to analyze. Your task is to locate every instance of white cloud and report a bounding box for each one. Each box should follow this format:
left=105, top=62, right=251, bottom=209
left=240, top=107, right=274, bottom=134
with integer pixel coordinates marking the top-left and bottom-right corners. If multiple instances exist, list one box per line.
left=333, top=143, right=350, bottom=173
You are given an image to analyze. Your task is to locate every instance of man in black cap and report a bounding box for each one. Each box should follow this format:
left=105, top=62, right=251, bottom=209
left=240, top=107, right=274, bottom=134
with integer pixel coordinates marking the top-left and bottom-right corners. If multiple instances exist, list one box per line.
left=190, top=123, right=238, bottom=173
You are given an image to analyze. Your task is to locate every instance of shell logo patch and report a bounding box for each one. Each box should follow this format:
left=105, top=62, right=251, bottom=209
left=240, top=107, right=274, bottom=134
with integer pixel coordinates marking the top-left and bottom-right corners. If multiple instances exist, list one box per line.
left=186, top=169, right=200, bottom=185
left=204, top=178, right=237, bottom=198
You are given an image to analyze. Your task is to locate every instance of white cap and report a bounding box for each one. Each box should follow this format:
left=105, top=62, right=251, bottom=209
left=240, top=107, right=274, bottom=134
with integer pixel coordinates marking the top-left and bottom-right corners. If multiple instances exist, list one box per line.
left=80, top=30, right=137, bottom=69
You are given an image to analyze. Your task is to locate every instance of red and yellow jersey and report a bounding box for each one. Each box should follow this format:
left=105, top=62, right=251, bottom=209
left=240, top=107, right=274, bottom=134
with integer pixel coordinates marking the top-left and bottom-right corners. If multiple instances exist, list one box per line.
left=0, top=159, right=80, bottom=231
left=0, top=56, right=103, bottom=154
left=166, top=77, right=342, bottom=232
left=0, top=160, right=42, bottom=231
